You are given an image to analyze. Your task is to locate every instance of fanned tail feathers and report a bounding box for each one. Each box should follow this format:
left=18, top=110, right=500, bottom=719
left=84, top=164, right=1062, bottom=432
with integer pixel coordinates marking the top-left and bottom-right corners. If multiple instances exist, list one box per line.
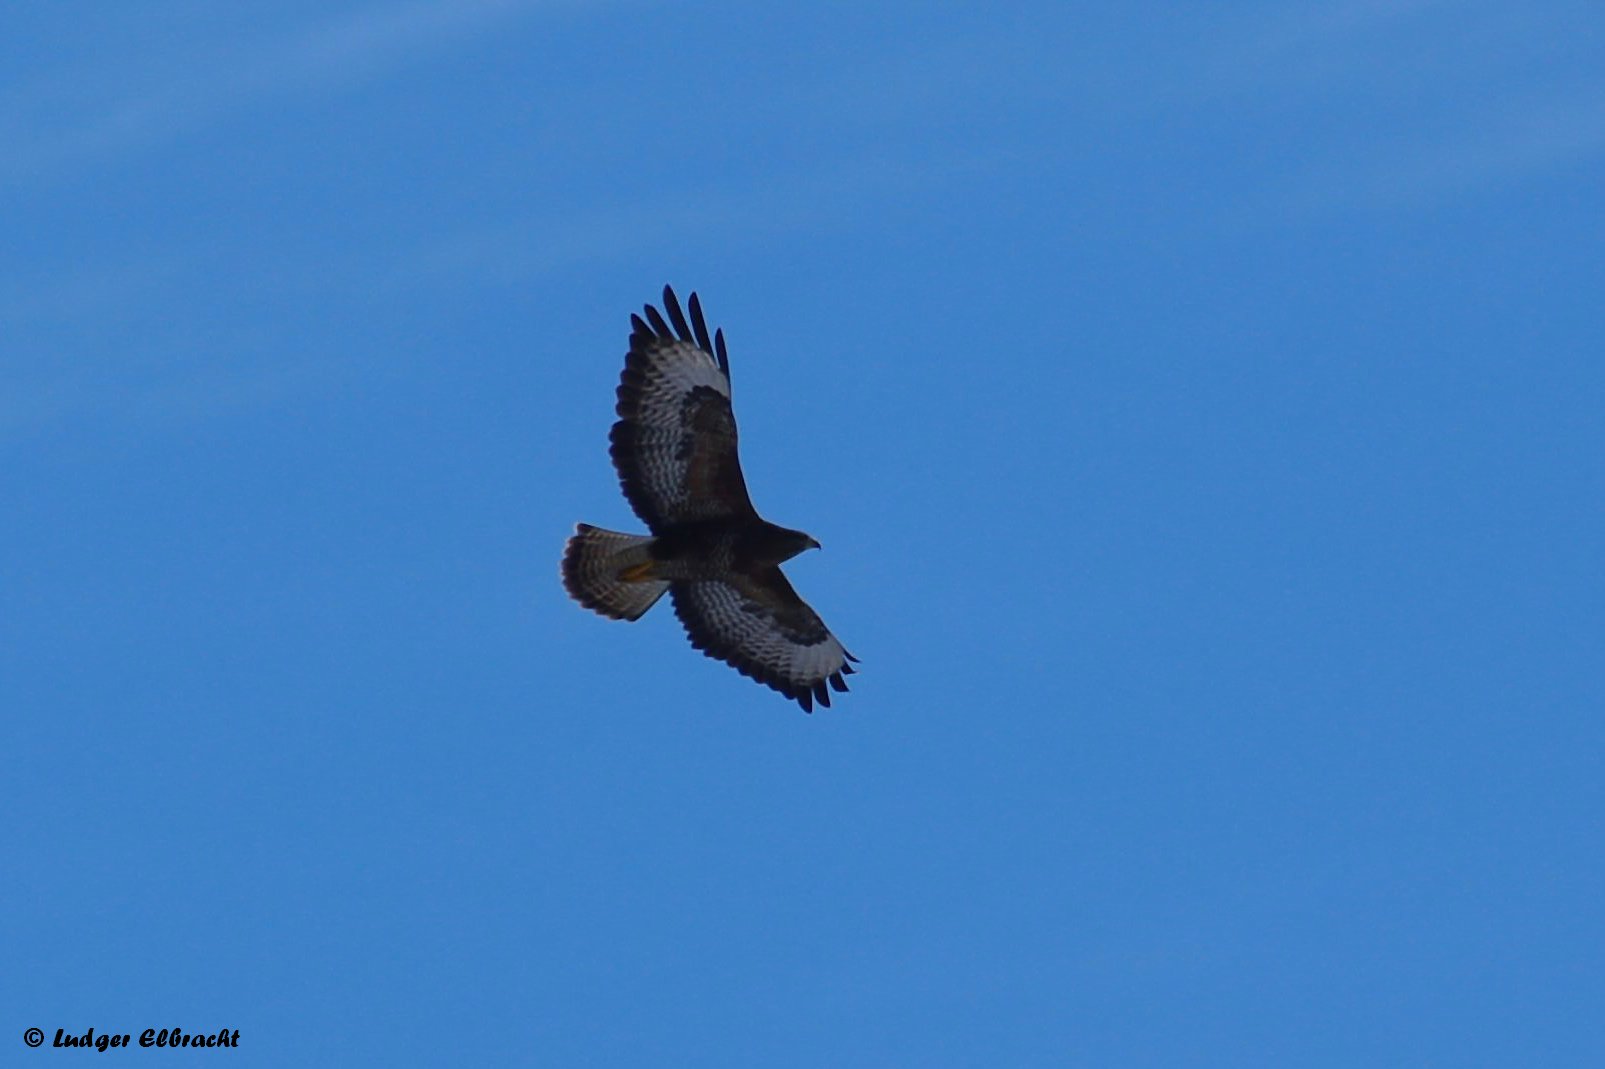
left=561, top=524, right=669, bottom=621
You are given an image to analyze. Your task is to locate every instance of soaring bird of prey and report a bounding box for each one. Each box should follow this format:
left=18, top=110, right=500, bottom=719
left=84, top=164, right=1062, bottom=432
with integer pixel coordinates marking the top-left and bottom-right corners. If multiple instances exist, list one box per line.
left=561, top=286, right=857, bottom=712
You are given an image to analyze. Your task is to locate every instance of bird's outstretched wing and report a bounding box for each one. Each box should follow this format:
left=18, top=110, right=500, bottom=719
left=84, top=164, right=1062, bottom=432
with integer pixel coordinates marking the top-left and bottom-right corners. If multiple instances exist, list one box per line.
left=670, top=568, right=858, bottom=712
left=609, top=286, right=753, bottom=531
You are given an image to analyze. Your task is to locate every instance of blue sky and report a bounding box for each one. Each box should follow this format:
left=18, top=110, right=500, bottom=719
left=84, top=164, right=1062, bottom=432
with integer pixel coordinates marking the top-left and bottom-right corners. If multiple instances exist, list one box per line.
left=5, top=2, right=1602, bottom=1065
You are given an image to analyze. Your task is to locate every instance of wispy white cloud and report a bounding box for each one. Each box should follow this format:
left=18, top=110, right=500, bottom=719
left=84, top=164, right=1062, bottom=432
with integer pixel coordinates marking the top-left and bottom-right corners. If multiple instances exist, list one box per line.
left=1278, top=84, right=1605, bottom=214
left=730, top=1, right=1605, bottom=220
left=1145, top=1, right=1605, bottom=218
left=384, top=153, right=966, bottom=293
left=0, top=142, right=975, bottom=439
left=0, top=0, right=549, bottom=181
left=0, top=344, right=343, bottom=439
left=8, top=0, right=1598, bottom=438
left=0, top=0, right=601, bottom=437
left=1202, top=0, right=1458, bottom=77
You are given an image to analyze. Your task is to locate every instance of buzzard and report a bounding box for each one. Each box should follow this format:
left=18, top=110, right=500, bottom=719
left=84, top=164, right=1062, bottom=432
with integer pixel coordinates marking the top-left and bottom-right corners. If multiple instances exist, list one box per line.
left=561, top=286, right=857, bottom=712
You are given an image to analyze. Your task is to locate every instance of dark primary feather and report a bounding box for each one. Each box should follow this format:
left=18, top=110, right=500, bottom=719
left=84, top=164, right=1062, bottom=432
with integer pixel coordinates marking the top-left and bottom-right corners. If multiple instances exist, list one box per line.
left=662, top=287, right=693, bottom=342
left=642, top=304, right=673, bottom=338
left=689, top=293, right=727, bottom=374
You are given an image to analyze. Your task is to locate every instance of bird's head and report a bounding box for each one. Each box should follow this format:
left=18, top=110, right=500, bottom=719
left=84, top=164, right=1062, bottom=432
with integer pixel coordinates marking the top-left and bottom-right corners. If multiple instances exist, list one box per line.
left=768, top=525, right=821, bottom=563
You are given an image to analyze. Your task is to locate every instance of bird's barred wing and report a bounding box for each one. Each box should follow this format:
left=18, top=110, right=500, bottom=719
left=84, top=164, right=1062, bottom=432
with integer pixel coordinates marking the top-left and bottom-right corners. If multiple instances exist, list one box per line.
left=670, top=569, right=857, bottom=712
left=608, top=286, right=754, bottom=531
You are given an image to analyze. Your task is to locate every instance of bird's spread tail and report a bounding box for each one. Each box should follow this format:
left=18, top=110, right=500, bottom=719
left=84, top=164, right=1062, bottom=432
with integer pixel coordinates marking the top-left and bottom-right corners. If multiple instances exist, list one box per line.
left=561, top=524, right=669, bottom=621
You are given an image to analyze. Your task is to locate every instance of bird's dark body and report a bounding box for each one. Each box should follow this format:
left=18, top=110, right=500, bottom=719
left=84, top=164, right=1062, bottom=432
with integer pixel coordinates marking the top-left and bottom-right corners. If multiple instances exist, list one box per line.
left=649, top=520, right=816, bottom=580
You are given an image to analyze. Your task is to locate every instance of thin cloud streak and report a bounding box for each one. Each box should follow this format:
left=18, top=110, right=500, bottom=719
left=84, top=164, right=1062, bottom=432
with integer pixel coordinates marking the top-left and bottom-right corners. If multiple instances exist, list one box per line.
left=385, top=155, right=961, bottom=293
left=1157, top=2, right=1605, bottom=220
left=0, top=0, right=551, bottom=181
left=0, top=352, right=341, bottom=440
left=1265, top=83, right=1605, bottom=218
left=0, top=147, right=965, bottom=439
left=1357, top=90, right=1603, bottom=205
